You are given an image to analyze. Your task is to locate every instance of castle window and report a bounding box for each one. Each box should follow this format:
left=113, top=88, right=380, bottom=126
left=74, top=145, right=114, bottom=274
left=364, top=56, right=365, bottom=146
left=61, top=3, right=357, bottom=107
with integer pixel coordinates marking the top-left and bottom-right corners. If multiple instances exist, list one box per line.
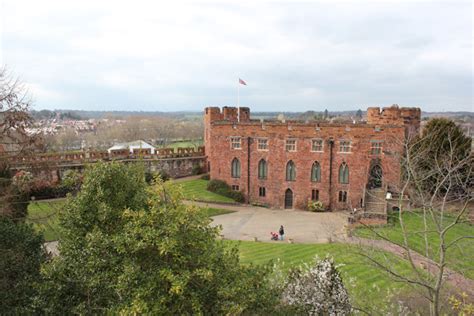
left=286, top=160, right=296, bottom=181
left=311, top=162, right=321, bottom=182
left=231, top=158, right=241, bottom=178
left=371, top=141, right=383, bottom=155
left=339, top=163, right=349, bottom=184
left=339, top=140, right=351, bottom=153
left=311, top=139, right=324, bottom=152
left=232, top=185, right=240, bottom=191
left=338, top=191, right=347, bottom=202
left=259, top=187, right=266, bottom=197
left=258, top=159, right=267, bottom=179
left=231, top=137, right=241, bottom=149
left=258, top=138, right=268, bottom=150
left=285, top=139, right=297, bottom=152
left=311, top=189, right=319, bottom=201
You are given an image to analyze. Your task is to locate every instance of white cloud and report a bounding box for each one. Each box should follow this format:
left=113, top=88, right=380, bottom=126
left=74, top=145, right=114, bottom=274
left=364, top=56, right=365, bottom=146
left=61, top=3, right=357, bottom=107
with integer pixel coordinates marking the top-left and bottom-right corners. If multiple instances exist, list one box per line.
left=1, top=0, right=472, bottom=111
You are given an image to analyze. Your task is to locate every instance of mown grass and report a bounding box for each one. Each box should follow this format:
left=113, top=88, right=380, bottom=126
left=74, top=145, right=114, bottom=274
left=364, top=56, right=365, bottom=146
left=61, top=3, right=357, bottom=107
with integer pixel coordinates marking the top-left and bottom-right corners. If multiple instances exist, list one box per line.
left=178, top=179, right=235, bottom=203
left=354, top=211, right=474, bottom=279
left=228, top=240, right=416, bottom=310
left=27, top=199, right=66, bottom=241
left=27, top=199, right=233, bottom=241
left=160, top=140, right=203, bottom=149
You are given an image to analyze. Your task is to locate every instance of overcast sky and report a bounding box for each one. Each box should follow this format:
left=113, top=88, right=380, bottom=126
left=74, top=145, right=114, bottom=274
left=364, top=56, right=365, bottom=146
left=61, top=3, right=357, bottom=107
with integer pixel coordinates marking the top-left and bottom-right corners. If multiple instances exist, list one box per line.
left=0, top=0, right=472, bottom=112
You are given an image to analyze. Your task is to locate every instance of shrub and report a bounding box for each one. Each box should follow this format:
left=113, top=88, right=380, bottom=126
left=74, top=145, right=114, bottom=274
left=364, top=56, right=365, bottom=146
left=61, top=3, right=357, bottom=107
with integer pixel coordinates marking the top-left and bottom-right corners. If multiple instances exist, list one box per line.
left=307, top=200, right=325, bottom=212
left=207, top=179, right=229, bottom=193
left=145, top=171, right=170, bottom=184
left=207, top=179, right=244, bottom=203
left=192, top=165, right=203, bottom=175
left=200, top=174, right=210, bottom=180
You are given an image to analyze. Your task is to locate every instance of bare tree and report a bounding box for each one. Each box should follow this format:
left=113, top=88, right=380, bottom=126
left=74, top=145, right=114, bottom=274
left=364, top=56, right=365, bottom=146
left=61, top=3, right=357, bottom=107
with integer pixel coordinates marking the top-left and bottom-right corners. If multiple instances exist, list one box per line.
left=0, top=67, right=40, bottom=218
left=357, top=122, right=473, bottom=315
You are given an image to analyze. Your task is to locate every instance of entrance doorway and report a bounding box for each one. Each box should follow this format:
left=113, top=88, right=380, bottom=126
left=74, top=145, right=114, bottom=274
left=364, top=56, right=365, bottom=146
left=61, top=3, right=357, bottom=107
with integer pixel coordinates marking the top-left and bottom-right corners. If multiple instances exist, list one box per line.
left=284, top=189, right=293, bottom=209
left=368, top=164, right=383, bottom=189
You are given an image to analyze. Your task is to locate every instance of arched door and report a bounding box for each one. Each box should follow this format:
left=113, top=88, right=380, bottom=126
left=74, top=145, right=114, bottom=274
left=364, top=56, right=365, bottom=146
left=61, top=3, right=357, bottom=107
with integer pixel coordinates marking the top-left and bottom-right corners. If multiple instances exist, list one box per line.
left=284, top=189, right=293, bottom=209
left=368, top=164, right=383, bottom=189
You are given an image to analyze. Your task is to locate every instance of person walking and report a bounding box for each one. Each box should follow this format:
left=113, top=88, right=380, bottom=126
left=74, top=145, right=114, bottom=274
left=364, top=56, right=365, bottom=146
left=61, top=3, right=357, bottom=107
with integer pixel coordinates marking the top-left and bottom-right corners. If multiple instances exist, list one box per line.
left=279, top=225, right=285, bottom=241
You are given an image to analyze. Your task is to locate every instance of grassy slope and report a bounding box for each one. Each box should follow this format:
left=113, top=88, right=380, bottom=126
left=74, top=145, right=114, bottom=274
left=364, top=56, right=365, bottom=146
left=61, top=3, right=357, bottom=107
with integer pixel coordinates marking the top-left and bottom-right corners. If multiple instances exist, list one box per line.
left=355, top=211, right=474, bottom=279
left=178, top=179, right=235, bottom=203
left=230, top=241, right=415, bottom=309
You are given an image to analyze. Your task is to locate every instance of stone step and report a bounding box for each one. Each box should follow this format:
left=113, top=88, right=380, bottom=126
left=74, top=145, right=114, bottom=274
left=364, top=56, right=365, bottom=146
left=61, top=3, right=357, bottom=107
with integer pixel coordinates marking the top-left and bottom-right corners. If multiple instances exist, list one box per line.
left=365, top=201, right=386, bottom=213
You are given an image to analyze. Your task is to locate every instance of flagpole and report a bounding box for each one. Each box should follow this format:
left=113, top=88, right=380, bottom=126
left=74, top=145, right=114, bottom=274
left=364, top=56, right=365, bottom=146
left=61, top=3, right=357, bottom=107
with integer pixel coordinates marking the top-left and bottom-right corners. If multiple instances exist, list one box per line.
left=237, top=79, right=240, bottom=122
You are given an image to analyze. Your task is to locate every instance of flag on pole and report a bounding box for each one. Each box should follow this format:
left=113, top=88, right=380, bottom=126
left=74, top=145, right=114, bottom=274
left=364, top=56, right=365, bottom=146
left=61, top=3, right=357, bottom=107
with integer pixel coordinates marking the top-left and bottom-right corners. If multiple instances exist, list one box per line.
left=239, top=78, right=247, bottom=85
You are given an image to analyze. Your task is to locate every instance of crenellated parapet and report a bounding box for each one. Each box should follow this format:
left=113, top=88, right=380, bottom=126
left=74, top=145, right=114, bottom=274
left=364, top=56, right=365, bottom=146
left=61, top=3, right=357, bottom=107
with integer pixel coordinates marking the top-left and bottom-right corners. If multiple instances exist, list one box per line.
left=204, top=106, right=250, bottom=123
left=367, top=104, right=421, bottom=133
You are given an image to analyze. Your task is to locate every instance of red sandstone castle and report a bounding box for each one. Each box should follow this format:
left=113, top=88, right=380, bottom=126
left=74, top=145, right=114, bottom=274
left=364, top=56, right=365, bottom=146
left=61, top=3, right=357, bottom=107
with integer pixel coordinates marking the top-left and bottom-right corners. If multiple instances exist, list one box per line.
left=204, top=105, right=420, bottom=213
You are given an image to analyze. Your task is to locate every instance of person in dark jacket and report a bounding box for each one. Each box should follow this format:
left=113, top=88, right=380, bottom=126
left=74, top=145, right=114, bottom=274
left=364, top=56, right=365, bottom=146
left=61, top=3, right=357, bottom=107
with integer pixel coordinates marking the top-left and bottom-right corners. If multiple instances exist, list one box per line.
left=279, top=225, right=285, bottom=241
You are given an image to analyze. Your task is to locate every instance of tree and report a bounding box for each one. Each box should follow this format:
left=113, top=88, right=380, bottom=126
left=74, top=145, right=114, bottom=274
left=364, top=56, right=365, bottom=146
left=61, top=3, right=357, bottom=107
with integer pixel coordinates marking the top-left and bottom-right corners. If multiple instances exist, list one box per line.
left=359, top=121, right=473, bottom=316
left=0, top=217, right=46, bottom=314
left=38, top=162, right=276, bottom=314
left=0, top=66, right=40, bottom=219
left=282, top=256, right=352, bottom=315
left=356, top=109, right=363, bottom=119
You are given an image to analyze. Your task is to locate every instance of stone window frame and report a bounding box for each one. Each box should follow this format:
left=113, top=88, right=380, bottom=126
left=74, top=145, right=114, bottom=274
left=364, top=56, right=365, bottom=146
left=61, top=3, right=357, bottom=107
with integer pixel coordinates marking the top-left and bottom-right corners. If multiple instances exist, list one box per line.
left=285, top=139, right=297, bottom=152
left=258, top=159, right=268, bottom=180
left=231, top=158, right=241, bottom=178
left=338, top=190, right=348, bottom=202
left=257, top=138, right=269, bottom=151
left=286, top=160, right=296, bottom=181
left=370, top=140, right=383, bottom=155
left=311, top=138, right=324, bottom=152
left=311, top=161, right=321, bottom=182
left=338, top=162, right=349, bottom=184
left=230, top=136, right=242, bottom=150
left=338, top=140, right=352, bottom=153
left=259, top=186, right=266, bottom=197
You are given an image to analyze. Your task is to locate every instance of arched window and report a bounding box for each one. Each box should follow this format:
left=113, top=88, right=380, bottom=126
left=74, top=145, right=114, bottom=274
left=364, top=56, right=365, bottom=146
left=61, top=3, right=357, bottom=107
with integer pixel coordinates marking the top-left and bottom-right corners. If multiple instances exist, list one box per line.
left=311, top=161, right=321, bottom=182
left=258, top=159, right=267, bottom=179
left=339, top=163, right=349, bottom=184
left=286, top=160, right=296, bottom=181
left=231, top=158, right=241, bottom=178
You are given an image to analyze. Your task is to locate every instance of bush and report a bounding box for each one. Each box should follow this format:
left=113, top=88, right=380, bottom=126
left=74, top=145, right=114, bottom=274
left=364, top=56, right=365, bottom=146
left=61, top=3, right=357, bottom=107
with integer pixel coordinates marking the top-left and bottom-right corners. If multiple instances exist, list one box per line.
left=145, top=171, right=170, bottom=184
left=200, top=174, right=210, bottom=180
left=307, top=200, right=325, bottom=212
left=207, top=179, right=244, bottom=203
left=192, top=165, right=203, bottom=175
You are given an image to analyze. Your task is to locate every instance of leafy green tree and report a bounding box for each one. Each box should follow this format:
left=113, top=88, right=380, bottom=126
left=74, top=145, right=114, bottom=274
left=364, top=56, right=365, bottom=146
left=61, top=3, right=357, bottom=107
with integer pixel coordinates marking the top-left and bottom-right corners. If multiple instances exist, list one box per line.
left=38, top=162, right=276, bottom=314
left=409, top=118, right=472, bottom=194
left=0, top=217, right=46, bottom=314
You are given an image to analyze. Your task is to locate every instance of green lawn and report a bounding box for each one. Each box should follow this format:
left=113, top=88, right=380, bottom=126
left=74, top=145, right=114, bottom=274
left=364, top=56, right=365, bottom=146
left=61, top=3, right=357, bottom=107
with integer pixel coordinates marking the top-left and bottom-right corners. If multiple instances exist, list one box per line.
left=229, top=241, right=416, bottom=311
left=160, top=140, right=203, bottom=149
left=27, top=199, right=66, bottom=241
left=355, top=211, right=474, bottom=279
left=178, top=179, right=235, bottom=203
left=27, top=199, right=233, bottom=241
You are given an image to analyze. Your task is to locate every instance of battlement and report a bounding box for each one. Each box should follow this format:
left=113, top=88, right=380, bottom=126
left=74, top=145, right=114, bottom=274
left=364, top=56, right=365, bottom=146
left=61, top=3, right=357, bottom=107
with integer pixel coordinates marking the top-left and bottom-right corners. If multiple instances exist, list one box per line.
left=367, top=104, right=421, bottom=132
left=204, top=106, right=250, bottom=123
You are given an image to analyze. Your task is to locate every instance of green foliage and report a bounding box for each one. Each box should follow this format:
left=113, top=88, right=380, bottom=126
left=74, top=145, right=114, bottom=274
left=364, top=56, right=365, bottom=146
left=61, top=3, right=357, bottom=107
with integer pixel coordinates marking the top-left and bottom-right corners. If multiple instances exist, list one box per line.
left=307, top=199, right=325, bottom=212
left=207, top=179, right=245, bottom=202
left=0, top=217, right=45, bottom=314
left=145, top=170, right=170, bottom=183
left=409, top=118, right=472, bottom=193
left=200, top=173, right=210, bottom=180
left=191, top=164, right=204, bottom=175
left=59, top=169, right=82, bottom=193
left=38, top=162, right=276, bottom=314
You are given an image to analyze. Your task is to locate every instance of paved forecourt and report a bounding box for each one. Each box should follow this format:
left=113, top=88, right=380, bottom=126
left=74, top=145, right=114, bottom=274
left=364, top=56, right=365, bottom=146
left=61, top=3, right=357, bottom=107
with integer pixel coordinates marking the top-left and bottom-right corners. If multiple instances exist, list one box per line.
left=187, top=201, right=348, bottom=243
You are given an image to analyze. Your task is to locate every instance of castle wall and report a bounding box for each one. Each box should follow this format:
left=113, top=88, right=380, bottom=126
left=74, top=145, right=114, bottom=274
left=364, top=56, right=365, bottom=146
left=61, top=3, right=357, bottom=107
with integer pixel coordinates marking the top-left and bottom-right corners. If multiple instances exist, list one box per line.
left=205, top=106, right=414, bottom=211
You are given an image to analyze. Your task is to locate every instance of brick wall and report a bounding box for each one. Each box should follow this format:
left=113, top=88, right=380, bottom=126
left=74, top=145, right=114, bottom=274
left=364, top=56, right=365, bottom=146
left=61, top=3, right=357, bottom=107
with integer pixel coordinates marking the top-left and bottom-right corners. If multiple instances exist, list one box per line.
left=205, top=106, right=417, bottom=211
